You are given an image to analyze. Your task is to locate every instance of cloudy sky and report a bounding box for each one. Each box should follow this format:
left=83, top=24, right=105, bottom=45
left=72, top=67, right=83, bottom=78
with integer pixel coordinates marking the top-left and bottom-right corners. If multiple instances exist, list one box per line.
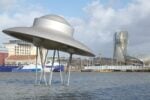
left=0, top=0, right=150, bottom=57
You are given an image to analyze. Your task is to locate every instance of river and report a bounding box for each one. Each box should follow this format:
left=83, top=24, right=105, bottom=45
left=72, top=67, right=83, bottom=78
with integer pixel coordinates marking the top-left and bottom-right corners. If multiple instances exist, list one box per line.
left=0, top=72, right=150, bottom=100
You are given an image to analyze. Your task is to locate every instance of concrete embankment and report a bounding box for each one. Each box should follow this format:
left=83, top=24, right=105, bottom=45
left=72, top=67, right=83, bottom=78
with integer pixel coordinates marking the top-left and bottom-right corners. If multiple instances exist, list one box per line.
left=64, top=65, right=150, bottom=72
left=80, top=65, right=150, bottom=72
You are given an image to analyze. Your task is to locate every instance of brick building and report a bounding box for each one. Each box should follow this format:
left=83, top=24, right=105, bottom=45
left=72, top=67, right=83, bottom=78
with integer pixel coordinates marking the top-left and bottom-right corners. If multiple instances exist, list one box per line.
left=0, top=47, right=8, bottom=65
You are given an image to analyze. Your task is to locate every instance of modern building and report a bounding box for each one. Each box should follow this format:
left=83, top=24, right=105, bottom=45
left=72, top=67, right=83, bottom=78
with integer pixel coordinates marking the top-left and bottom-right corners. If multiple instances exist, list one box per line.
left=113, top=31, right=144, bottom=66
left=113, top=31, right=128, bottom=64
left=4, top=40, right=36, bottom=56
left=138, top=55, right=150, bottom=66
left=4, top=40, right=36, bottom=65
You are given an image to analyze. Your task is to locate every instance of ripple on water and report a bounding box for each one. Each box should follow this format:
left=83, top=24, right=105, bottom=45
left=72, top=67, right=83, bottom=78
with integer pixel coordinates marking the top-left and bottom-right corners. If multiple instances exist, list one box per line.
left=0, top=72, right=150, bottom=100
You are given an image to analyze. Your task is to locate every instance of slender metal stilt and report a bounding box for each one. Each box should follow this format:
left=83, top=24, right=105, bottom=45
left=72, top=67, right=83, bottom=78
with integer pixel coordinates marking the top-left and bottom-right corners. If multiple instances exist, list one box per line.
left=39, top=47, right=48, bottom=85
left=49, top=50, right=56, bottom=85
left=39, top=48, right=43, bottom=84
left=57, top=50, right=63, bottom=84
left=44, top=50, right=48, bottom=64
left=44, top=49, right=48, bottom=84
left=65, top=53, right=72, bottom=86
left=35, top=47, right=38, bottom=84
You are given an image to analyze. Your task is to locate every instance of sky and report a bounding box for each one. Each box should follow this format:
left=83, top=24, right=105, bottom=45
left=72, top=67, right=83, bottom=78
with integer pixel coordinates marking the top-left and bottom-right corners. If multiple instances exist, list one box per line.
left=0, top=0, right=150, bottom=58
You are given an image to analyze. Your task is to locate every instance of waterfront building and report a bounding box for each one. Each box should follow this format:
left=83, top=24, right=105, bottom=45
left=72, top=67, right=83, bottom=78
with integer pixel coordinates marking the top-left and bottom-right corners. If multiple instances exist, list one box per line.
left=0, top=46, right=8, bottom=65
left=113, top=31, right=128, bottom=64
left=4, top=40, right=36, bottom=65
left=138, top=55, right=150, bottom=66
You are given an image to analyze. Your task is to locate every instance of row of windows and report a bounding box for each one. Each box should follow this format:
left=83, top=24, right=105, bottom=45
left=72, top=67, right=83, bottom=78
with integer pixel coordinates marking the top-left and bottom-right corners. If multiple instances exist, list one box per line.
left=15, top=52, right=31, bottom=55
left=14, top=45, right=31, bottom=55
left=15, top=49, right=30, bottom=51
left=15, top=48, right=30, bottom=50
left=15, top=46, right=30, bottom=48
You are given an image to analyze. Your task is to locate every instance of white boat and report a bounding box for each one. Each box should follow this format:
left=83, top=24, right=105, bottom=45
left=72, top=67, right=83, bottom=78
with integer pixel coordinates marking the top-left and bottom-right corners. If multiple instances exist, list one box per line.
left=12, top=64, right=42, bottom=72
left=12, top=63, right=64, bottom=72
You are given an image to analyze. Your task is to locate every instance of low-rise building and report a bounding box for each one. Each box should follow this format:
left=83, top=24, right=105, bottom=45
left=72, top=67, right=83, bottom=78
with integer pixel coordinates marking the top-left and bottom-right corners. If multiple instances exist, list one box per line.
left=0, top=46, right=8, bottom=65
left=4, top=40, right=36, bottom=65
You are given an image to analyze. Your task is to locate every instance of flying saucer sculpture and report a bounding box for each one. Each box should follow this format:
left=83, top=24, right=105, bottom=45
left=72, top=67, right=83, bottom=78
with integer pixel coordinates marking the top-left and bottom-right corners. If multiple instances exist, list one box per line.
left=3, top=14, right=95, bottom=86
left=3, top=15, right=94, bottom=56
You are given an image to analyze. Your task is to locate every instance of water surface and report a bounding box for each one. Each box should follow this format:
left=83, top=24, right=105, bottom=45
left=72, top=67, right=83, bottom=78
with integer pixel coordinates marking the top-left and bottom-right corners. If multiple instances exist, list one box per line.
left=0, top=72, right=150, bottom=100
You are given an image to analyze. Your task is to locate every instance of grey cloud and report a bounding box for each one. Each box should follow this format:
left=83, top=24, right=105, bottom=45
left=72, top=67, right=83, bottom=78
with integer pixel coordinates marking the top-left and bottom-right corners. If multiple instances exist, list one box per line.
left=0, top=0, right=150, bottom=58
left=70, top=0, right=150, bottom=57
left=0, top=0, right=20, bottom=11
left=0, top=4, right=48, bottom=43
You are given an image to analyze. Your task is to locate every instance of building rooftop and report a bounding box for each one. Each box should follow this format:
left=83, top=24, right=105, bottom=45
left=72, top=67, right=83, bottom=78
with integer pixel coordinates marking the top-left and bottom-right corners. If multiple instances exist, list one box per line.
left=4, top=40, right=33, bottom=45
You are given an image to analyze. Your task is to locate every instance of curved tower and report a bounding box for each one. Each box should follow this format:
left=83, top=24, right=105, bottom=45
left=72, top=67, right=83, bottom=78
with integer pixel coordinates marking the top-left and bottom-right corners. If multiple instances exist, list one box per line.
left=113, top=31, right=128, bottom=64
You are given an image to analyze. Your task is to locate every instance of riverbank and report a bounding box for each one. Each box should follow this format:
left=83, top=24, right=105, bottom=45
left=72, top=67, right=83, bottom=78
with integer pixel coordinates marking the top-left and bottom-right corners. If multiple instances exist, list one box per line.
left=69, top=65, right=150, bottom=72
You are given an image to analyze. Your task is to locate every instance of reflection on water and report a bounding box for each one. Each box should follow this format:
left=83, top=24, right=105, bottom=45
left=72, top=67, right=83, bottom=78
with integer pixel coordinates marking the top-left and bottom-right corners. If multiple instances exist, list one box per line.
left=0, top=72, right=150, bottom=100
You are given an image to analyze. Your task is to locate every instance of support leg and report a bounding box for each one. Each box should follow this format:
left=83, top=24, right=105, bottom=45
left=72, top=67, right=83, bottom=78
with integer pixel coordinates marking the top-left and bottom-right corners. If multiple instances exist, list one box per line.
left=39, top=47, right=48, bottom=86
left=49, top=50, right=56, bottom=85
left=57, top=50, right=63, bottom=84
left=66, top=53, right=72, bottom=86
left=35, top=47, right=38, bottom=84
left=43, top=49, right=48, bottom=85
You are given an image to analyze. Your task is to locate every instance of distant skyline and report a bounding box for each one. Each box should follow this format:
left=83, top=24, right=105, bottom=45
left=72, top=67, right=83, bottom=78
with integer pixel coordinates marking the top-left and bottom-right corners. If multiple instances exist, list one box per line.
left=0, top=0, right=150, bottom=57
